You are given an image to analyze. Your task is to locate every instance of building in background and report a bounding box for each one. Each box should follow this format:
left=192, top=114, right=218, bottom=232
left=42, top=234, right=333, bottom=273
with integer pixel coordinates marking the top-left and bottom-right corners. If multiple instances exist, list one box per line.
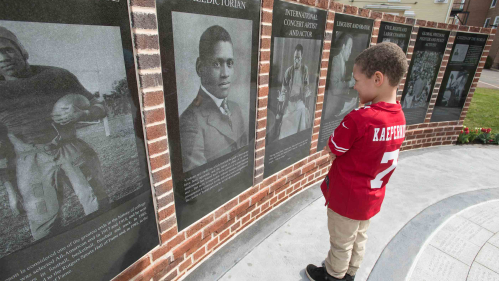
left=449, top=0, right=499, bottom=68
left=332, top=0, right=454, bottom=23
left=483, top=0, right=499, bottom=68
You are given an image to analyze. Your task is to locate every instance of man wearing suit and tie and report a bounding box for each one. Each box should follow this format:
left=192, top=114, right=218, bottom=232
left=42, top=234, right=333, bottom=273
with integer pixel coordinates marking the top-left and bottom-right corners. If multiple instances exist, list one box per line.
left=179, top=25, right=247, bottom=172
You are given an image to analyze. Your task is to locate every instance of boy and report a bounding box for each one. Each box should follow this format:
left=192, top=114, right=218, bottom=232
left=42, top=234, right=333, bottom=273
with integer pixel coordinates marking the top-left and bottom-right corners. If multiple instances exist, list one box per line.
left=306, top=42, right=408, bottom=281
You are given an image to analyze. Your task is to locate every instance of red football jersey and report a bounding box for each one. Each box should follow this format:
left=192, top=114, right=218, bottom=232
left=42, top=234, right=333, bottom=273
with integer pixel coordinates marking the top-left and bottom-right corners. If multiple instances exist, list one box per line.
left=320, top=101, right=406, bottom=220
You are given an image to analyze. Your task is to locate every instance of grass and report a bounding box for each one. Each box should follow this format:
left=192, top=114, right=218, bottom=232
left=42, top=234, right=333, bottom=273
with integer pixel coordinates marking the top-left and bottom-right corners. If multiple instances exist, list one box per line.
left=0, top=114, right=145, bottom=259
left=463, top=87, right=499, bottom=133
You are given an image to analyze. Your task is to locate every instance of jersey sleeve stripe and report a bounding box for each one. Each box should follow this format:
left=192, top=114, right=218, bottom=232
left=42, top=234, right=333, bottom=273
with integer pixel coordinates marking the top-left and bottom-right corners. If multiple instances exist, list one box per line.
left=330, top=132, right=348, bottom=152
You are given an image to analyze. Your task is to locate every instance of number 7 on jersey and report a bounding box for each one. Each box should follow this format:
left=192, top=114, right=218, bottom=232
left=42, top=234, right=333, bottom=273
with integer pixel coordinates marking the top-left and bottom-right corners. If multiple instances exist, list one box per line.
left=371, top=149, right=400, bottom=189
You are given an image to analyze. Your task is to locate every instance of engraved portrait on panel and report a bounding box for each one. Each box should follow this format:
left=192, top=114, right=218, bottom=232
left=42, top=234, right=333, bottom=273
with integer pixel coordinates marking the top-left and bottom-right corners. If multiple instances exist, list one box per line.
left=324, top=31, right=369, bottom=120
left=402, top=51, right=442, bottom=109
left=0, top=21, right=143, bottom=258
left=267, top=38, right=321, bottom=142
left=172, top=13, right=252, bottom=173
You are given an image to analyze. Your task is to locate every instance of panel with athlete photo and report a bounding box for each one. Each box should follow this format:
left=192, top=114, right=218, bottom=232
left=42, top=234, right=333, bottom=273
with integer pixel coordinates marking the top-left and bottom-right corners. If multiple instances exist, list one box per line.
left=431, top=32, right=488, bottom=122
left=263, top=0, right=327, bottom=178
left=377, top=21, right=413, bottom=54
left=400, top=27, right=449, bottom=125
left=317, top=14, right=373, bottom=151
left=157, top=0, right=260, bottom=230
left=0, top=1, right=158, bottom=281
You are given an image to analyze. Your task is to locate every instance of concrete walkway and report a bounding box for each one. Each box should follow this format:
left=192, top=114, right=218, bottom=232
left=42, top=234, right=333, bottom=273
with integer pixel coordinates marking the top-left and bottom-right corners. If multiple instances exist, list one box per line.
left=478, top=69, right=499, bottom=89
left=182, top=145, right=499, bottom=281
left=407, top=200, right=499, bottom=281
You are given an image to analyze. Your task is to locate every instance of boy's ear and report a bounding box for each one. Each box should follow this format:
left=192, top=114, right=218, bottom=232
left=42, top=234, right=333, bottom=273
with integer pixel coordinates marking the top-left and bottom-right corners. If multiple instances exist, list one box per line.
left=374, top=71, right=383, bottom=87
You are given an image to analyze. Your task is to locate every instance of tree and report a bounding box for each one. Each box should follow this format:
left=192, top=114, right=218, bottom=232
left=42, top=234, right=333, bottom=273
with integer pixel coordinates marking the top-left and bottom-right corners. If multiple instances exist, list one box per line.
left=104, top=78, right=131, bottom=116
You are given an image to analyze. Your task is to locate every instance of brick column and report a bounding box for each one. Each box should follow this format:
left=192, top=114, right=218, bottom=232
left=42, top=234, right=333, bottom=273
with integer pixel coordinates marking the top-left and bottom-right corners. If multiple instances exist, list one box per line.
left=114, top=0, right=179, bottom=280
left=253, top=0, right=273, bottom=186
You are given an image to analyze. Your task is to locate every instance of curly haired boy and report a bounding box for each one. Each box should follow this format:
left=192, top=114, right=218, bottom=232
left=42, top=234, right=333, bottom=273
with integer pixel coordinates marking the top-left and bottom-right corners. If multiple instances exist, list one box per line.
left=306, top=42, right=408, bottom=281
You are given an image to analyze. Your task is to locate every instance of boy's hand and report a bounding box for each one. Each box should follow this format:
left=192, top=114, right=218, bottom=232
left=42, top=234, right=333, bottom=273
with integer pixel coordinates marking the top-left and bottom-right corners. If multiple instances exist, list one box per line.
left=323, top=145, right=337, bottom=161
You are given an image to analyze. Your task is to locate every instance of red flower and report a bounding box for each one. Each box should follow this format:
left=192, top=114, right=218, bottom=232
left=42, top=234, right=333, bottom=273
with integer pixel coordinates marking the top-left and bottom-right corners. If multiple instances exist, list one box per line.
left=466, top=131, right=469, bottom=135
left=489, top=139, right=493, bottom=142
left=482, top=128, right=487, bottom=132
left=487, top=128, right=492, bottom=133
left=461, top=130, right=464, bottom=134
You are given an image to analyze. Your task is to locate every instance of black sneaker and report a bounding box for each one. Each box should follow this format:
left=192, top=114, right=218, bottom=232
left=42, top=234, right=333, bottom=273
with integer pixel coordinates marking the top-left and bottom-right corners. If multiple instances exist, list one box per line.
left=320, top=261, right=355, bottom=281
left=305, top=264, right=345, bottom=281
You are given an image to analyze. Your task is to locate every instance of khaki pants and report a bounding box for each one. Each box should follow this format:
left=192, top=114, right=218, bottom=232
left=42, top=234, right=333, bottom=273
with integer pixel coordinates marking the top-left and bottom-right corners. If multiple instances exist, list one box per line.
left=325, top=208, right=370, bottom=279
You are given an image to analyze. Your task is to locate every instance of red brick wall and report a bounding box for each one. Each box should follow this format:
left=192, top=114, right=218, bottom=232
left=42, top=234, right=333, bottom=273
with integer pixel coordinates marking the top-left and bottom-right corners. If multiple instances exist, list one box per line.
left=455, top=0, right=491, bottom=27
left=110, top=0, right=495, bottom=280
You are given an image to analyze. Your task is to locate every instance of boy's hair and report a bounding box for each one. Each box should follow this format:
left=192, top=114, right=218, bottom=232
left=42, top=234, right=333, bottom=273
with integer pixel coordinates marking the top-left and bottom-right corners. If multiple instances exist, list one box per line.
left=354, top=42, right=408, bottom=87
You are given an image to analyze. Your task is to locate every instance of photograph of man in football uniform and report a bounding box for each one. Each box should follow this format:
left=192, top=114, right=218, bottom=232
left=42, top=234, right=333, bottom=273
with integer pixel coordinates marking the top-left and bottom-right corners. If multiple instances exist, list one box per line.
left=0, top=26, right=108, bottom=241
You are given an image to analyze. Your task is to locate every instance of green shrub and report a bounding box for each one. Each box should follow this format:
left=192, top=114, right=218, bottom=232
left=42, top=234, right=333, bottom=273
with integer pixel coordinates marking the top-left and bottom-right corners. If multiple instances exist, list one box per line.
left=485, top=56, right=493, bottom=69
left=468, top=129, right=479, bottom=142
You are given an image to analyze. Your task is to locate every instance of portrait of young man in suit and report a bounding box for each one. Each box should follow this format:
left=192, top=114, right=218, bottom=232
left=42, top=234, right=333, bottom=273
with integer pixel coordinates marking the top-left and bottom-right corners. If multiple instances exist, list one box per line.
left=179, top=25, right=247, bottom=172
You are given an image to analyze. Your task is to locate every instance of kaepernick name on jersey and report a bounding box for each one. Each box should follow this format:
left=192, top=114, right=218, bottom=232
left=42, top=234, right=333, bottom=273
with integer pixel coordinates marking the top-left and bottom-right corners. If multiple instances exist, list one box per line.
left=372, top=125, right=406, bottom=142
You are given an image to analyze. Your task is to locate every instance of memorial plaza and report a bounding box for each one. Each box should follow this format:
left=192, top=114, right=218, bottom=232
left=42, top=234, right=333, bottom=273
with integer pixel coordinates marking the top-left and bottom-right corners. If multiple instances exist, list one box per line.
left=183, top=145, right=499, bottom=281
left=2, top=0, right=499, bottom=280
